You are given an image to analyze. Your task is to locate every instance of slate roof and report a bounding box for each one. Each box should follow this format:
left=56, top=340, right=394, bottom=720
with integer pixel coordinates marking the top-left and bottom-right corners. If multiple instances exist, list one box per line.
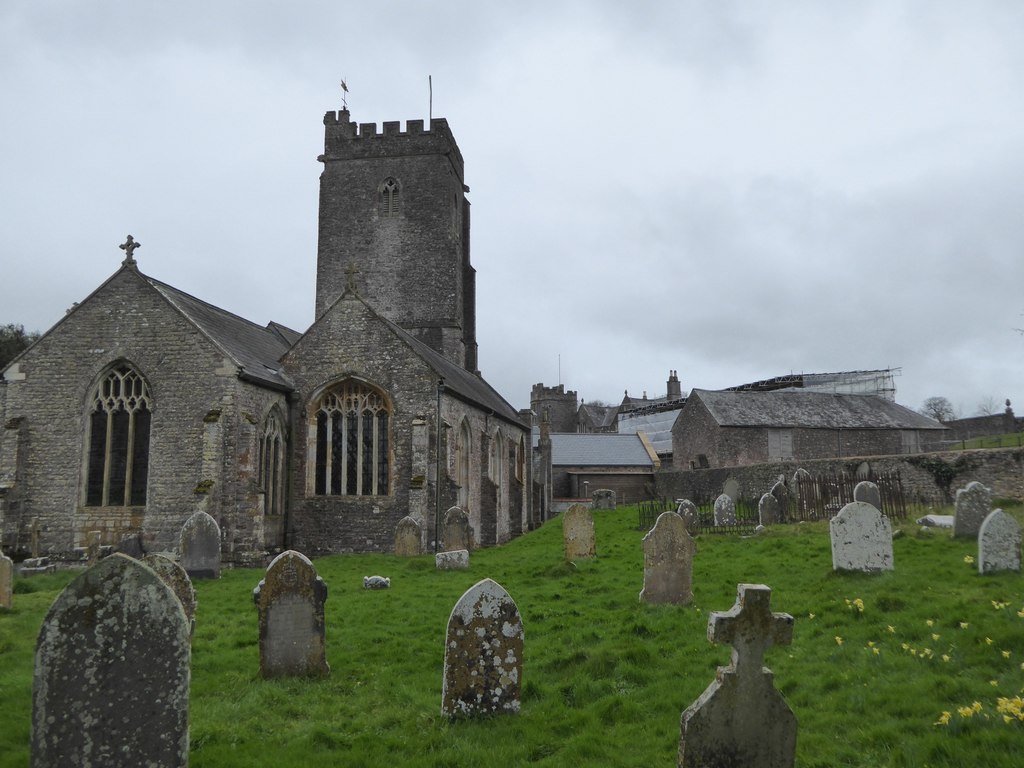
left=578, top=403, right=618, bottom=429
left=693, top=389, right=947, bottom=430
left=541, top=433, right=656, bottom=468
left=146, top=275, right=298, bottom=390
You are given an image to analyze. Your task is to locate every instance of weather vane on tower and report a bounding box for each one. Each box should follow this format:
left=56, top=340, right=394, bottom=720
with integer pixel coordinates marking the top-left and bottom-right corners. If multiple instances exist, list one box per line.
left=340, top=78, right=349, bottom=110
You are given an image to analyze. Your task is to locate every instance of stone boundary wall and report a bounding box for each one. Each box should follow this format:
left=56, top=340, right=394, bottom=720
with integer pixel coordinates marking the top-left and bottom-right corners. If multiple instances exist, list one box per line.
left=656, top=448, right=1024, bottom=505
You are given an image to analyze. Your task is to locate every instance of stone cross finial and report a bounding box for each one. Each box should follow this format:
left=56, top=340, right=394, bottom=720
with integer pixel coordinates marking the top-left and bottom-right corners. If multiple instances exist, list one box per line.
left=344, top=262, right=360, bottom=294
left=119, top=235, right=141, bottom=265
left=709, top=583, right=794, bottom=679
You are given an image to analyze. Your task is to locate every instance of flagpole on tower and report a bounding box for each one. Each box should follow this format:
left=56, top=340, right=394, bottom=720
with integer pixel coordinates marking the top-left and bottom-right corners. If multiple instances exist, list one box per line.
left=429, top=75, right=433, bottom=121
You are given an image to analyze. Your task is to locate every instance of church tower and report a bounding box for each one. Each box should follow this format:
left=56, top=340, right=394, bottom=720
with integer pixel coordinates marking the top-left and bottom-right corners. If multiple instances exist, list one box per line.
left=315, top=108, right=478, bottom=372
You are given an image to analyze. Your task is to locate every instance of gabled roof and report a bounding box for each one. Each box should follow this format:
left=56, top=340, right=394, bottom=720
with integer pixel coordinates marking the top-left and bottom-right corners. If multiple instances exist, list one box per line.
left=542, top=433, right=656, bottom=468
left=692, top=388, right=947, bottom=431
left=145, top=275, right=298, bottom=390
left=578, top=402, right=618, bottom=429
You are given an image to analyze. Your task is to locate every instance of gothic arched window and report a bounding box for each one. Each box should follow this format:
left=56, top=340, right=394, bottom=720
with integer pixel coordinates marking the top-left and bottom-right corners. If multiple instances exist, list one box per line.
left=311, top=379, right=390, bottom=496
left=260, top=408, right=286, bottom=516
left=455, top=419, right=472, bottom=509
left=380, top=177, right=400, bottom=218
left=84, top=363, right=151, bottom=507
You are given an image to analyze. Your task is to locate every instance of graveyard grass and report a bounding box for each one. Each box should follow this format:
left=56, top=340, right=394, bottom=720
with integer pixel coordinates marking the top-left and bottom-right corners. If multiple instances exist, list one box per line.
left=1, top=505, right=1022, bottom=768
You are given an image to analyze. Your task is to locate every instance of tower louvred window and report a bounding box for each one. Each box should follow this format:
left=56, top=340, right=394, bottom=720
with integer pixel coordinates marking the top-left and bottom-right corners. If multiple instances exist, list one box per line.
left=312, top=380, right=391, bottom=496
left=84, top=363, right=151, bottom=507
left=381, top=177, right=399, bottom=217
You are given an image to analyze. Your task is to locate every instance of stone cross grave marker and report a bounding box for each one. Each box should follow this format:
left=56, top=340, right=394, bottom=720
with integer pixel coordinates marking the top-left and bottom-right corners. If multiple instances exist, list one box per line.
left=676, top=498, right=700, bottom=534
left=830, top=501, right=894, bottom=572
left=441, top=506, right=472, bottom=552
left=853, top=480, right=882, bottom=512
left=442, top=578, right=523, bottom=718
left=180, top=510, right=221, bottom=579
left=978, top=509, right=1021, bottom=574
left=713, top=494, right=736, bottom=526
left=143, top=553, right=197, bottom=636
left=0, top=551, right=13, bottom=609
left=32, top=553, right=190, bottom=767
left=640, top=511, right=695, bottom=605
left=679, top=583, right=796, bottom=768
left=253, top=550, right=330, bottom=678
left=592, top=488, right=616, bottom=510
left=758, top=493, right=781, bottom=526
left=953, top=481, right=991, bottom=539
left=394, top=515, right=423, bottom=556
left=563, top=503, right=596, bottom=560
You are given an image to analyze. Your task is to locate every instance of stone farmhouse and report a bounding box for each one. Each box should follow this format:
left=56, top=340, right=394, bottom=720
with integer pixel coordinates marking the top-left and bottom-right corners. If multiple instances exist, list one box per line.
left=0, top=107, right=534, bottom=562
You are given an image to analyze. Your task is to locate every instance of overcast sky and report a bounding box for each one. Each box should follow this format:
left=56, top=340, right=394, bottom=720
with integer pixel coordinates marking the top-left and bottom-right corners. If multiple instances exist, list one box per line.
left=2, top=1, right=1022, bottom=417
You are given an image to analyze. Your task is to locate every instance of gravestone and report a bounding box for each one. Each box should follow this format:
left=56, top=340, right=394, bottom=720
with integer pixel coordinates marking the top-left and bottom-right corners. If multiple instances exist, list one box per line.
left=563, top=503, right=596, bottom=560
left=830, top=501, right=894, bottom=572
left=0, top=551, right=13, bottom=609
left=363, top=575, right=391, bottom=589
left=180, top=510, right=221, bottom=579
left=978, top=509, right=1021, bottom=574
left=853, top=480, right=881, bottom=512
left=441, top=506, right=473, bottom=552
left=953, top=481, right=991, bottom=539
left=769, top=481, right=789, bottom=522
left=441, top=578, right=523, bottom=718
left=30, top=518, right=40, bottom=558
left=394, top=515, right=423, bottom=556
left=117, top=532, right=146, bottom=559
left=436, top=549, right=470, bottom=570
left=855, top=461, right=871, bottom=480
left=86, top=530, right=102, bottom=565
left=640, top=511, right=695, bottom=604
left=592, top=488, right=616, bottom=510
left=722, top=478, right=741, bottom=502
left=679, top=583, right=796, bottom=767
left=676, top=499, right=700, bottom=533
left=31, top=553, right=190, bottom=766
left=253, top=550, right=329, bottom=678
left=713, top=494, right=736, bottom=526
left=143, top=554, right=197, bottom=635
left=758, top=493, right=781, bottom=526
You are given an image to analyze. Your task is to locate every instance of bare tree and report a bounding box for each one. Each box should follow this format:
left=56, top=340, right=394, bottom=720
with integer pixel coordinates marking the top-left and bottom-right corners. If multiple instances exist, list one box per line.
left=975, top=396, right=1000, bottom=416
left=920, top=396, right=955, bottom=422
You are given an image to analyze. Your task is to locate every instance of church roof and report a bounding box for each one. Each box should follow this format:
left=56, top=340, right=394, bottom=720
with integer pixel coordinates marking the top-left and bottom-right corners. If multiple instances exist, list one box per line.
left=536, top=433, right=656, bottom=468
left=692, top=388, right=947, bottom=431
left=145, top=276, right=297, bottom=390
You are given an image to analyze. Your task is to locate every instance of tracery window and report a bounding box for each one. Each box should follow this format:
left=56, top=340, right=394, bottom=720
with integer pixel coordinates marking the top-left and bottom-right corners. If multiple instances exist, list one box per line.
left=84, top=363, right=151, bottom=507
left=380, top=177, right=400, bottom=217
left=312, top=380, right=390, bottom=496
left=260, top=409, right=286, bottom=516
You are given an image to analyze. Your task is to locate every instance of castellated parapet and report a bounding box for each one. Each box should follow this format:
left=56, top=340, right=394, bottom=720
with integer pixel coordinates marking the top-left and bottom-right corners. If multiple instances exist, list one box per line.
left=530, top=383, right=578, bottom=433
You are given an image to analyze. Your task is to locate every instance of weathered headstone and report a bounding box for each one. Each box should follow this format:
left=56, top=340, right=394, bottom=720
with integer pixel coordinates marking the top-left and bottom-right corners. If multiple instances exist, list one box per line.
left=441, top=506, right=473, bottom=552
left=713, top=494, right=736, bottom=526
left=953, top=481, right=992, bottom=539
left=441, top=578, right=523, bottom=718
left=436, top=549, right=470, bottom=570
left=0, top=551, right=13, bottom=609
left=758, top=493, right=781, bottom=526
left=86, top=530, right=102, bottom=565
left=363, top=575, right=391, bottom=589
left=143, top=553, right=197, bottom=635
left=770, top=481, right=789, bottom=522
left=830, top=501, right=894, bottom=572
left=563, top=503, right=596, bottom=560
left=640, top=511, right=695, bottom=604
left=722, top=478, right=741, bottom=502
left=853, top=480, right=881, bottom=512
left=679, top=583, right=796, bottom=767
left=855, top=461, right=871, bottom=480
left=592, top=488, right=616, bottom=510
left=180, top=510, right=221, bottom=579
left=394, top=515, right=423, bottom=557
left=676, top=499, right=700, bottom=533
left=253, top=550, right=329, bottom=678
left=978, top=509, right=1021, bottom=574
left=117, top=532, right=146, bottom=559
left=31, top=553, right=190, bottom=766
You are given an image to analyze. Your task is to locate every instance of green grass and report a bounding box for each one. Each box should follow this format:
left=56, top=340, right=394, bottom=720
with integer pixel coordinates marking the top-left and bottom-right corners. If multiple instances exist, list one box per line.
left=1, top=505, right=1023, bottom=767
left=949, top=433, right=1024, bottom=450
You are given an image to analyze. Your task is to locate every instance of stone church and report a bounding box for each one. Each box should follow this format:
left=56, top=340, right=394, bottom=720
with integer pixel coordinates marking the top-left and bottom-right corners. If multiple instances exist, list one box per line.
left=0, top=106, right=534, bottom=563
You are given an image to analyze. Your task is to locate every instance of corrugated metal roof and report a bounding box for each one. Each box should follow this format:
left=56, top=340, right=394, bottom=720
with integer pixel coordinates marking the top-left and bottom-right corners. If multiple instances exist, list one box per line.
left=694, top=389, right=947, bottom=430
left=545, top=433, right=655, bottom=468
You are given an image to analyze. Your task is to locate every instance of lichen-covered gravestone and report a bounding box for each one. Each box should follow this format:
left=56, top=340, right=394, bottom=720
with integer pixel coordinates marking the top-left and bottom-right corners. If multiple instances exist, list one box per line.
left=441, top=506, right=473, bottom=552
left=441, top=578, right=523, bottom=718
left=640, top=511, right=695, bottom=604
left=978, top=509, right=1021, bottom=574
left=853, top=480, right=882, bottom=512
left=563, top=503, right=596, bottom=560
left=180, top=510, right=221, bottom=579
left=830, top=501, right=894, bottom=572
left=0, top=551, right=13, bottom=609
left=713, top=494, right=736, bottom=526
left=953, top=481, right=991, bottom=539
left=758, top=493, right=781, bottom=526
left=679, top=583, right=796, bottom=767
left=435, top=549, right=470, bottom=570
left=592, top=488, right=616, bottom=510
left=676, top=499, right=700, bottom=534
left=143, top=553, right=197, bottom=636
left=394, top=515, right=423, bottom=556
left=31, top=553, right=190, bottom=767
left=253, top=550, right=329, bottom=678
